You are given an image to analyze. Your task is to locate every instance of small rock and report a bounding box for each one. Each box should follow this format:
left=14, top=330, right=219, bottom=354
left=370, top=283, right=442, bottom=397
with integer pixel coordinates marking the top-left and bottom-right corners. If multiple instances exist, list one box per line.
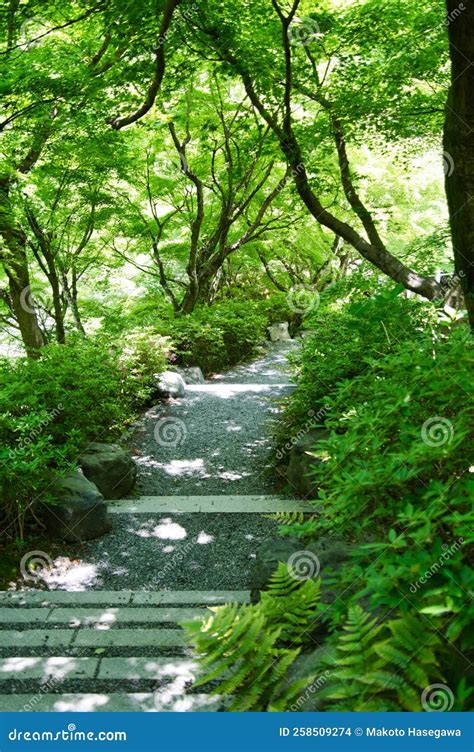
left=42, top=471, right=111, bottom=543
left=267, top=322, right=291, bottom=341
left=152, top=370, right=186, bottom=399
left=79, top=442, right=137, bottom=500
left=177, top=366, right=205, bottom=384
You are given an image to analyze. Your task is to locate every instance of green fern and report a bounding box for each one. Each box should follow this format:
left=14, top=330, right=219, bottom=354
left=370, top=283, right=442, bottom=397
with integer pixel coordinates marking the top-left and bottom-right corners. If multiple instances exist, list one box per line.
left=262, top=563, right=320, bottom=643
left=264, top=511, right=309, bottom=524
left=264, top=511, right=318, bottom=541
left=317, top=607, right=443, bottom=711
left=184, top=573, right=444, bottom=712
left=182, top=562, right=321, bottom=711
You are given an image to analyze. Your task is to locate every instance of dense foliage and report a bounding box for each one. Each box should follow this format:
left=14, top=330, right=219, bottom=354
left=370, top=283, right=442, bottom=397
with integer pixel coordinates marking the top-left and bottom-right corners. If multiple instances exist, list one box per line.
left=0, top=0, right=473, bottom=715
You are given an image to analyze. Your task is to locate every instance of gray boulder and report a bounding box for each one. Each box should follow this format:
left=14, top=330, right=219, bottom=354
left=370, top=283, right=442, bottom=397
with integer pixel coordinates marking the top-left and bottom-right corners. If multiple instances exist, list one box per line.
left=267, top=322, right=291, bottom=341
left=43, top=471, right=111, bottom=543
left=79, top=442, right=137, bottom=500
left=177, top=366, right=205, bottom=384
left=153, top=370, right=186, bottom=398
left=286, top=428, right=330, bottom=498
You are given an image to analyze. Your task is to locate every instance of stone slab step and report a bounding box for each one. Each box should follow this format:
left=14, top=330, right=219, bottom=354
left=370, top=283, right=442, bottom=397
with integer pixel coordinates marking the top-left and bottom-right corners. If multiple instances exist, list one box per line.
left=0, top=692, right=220, bottom=712
left=0, top=656, right=99, bottom=680
left=0, top=630, right=76, bottom=648
left=97, top=656, right=199, bottom=682
left=0, top=589, right=250, bottom=607
left=0, top=607, right=207, bottom=626
left=0, top=656, right=198, bottom=682
left=186, top=382, right=295, bottom=393
left=0, top=628, right=188, bottom=649
left=108, top=494, right=315, bottom=513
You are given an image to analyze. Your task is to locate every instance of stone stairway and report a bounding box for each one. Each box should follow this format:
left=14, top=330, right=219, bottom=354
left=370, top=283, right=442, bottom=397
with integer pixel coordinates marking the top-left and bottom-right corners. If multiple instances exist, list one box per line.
left=0, top=495, right=311, bottom=712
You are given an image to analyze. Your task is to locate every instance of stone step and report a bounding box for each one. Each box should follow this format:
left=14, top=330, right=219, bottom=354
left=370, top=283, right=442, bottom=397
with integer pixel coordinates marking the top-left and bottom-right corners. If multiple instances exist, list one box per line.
left=0, top=692, right=220, bottom=712
left=186, top=382, right=295, bottom=393
left=0, top=656, right=99, bottom=680
left=0, top=607, right=207, bottom=626
left=0, top=589, right=250, bottom=607
left=0, top=656, right=199, bottom=682
left=0, top=588, right=242, bottom=711
left=108, top=494, right=314, bottom=513
left=0, top=628, right=189, bottom=650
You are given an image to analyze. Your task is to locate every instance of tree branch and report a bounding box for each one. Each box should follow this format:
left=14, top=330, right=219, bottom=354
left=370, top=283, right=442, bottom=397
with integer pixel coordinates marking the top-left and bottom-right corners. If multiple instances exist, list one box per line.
left=109, top=0, right=182, bottom=129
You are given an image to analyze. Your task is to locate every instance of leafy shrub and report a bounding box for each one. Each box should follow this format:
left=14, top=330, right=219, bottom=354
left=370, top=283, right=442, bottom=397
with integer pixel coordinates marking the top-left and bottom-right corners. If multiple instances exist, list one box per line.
left=119, top=327, right=173, bottom=390
left=279, top=287, right=434, bottom=441
left=305, top=326, right=474, bottom=655
left=0, top=335, right=169, bottom=537
left=317, top=607, right=444, bottom=711
left=277, top=321, right=473, bottom=708
left=186, top=302, right=473, bottom=712
left=159, top=300, right=268, bottom=374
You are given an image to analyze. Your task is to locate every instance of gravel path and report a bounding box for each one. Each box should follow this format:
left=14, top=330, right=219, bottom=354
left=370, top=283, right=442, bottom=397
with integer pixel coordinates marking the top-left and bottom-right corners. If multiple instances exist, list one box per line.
left=23, top=342, right=299, bottom=592
left=132, top=341, right=298, bottom=496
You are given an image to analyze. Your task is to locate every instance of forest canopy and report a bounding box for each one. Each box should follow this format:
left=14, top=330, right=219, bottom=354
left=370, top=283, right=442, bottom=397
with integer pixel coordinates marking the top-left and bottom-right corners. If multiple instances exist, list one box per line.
left=1, top=0, right=467, bottom=355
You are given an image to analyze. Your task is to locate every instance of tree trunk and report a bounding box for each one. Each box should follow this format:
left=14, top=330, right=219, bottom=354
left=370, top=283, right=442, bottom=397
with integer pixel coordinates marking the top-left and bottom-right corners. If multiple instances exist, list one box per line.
left=180, top=280, right=200, bottom=314
left=0, top=178, right=45, bottom=356
left=50, top=271, right=66, bottom=343
left=62, top=272, right=86, bottom=337
left=443, top=0, right=474, bottom=331
left=4, top=255, right=44, bottom=357
left=280, top=134, right=442, bottom=300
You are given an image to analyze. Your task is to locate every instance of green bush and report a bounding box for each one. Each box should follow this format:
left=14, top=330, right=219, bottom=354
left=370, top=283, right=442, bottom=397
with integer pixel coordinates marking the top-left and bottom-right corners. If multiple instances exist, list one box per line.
left=279, top=287, right=434, bottom=441
left=119, top=327, right=173, bottom=389
left=0, top=335, right=169, bottom=537
left=277, top=322, right=473, bottom=708
left=158, top=300, right=268, bottom=374
left=307, top=326, right=474, bottom=643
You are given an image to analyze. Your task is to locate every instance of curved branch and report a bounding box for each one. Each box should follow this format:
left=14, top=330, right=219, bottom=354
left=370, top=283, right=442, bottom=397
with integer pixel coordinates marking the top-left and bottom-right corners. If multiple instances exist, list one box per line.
left=109, top=0, right=182, bottom=130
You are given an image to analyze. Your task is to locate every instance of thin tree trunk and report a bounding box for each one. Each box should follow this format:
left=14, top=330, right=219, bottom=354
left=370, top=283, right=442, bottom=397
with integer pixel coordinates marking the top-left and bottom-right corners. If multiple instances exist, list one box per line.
left=0, top=178, right=44, bottom=357
left=49, top=271, right=66, bottom=343
left=4, top=255, right=44, bottom=357
left=62, top=271, right=86, bottom=337
left=443, top=0, right=474, bottom=331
